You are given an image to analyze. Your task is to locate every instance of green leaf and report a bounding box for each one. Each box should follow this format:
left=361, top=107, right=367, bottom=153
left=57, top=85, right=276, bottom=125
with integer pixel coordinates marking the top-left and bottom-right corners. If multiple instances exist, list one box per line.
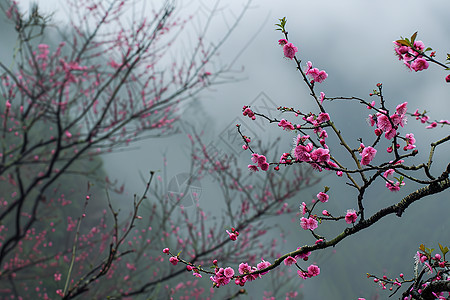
left=439, top=243, right=449, bottom=255
left=419, top=244, right=425, bottom=252
left=425, top=47, right=433, bottom=52
left=395, top=39, right=410, bottom=47
left=324, top=186, right=330, bottom=193
left=410, top=31, right=418, bottom=43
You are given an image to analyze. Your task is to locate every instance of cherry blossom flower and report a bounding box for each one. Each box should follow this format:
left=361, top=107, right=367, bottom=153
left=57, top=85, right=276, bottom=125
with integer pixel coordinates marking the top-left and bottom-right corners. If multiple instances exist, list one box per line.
left=283, top=42, right=298, bottom=59
left=257, top=259, right=271, bottom=275
left=345, top=209, right=357, bottom=224
left=310, top=148, right=330, bottom=163
left=376, top=113, right=392, bottom=132
left=169, top=256, right=179, bottom=265
left=278, top=39, right=288, bottom=46
left=396, top=102, right=408, bottom=115
left=224, top=267, right=235, bottom=278
left=386, top=180, right=404, bottom=192
left=294, top=143, right=313, bottom=162
left=226, top=229, right=238, bottom=241
left=284, top=256, right=297, bottom=266
left=238, top=263, right=252, bottom=275
left=384, top=128, right=397, bottom=140
left=316, top=112, right=330, bottom=124
left=317, top=192, right=329, bottom=203
left=300, top=202, right=307, bottom=215
left=360, top=146, right=377, bottom=165
left=307, top=264, right=320, bottom=277
left=410, top=58, right=429, bottom=72
left=248, top=164, right=259, bottom=172
left=278, top=119, right=295, bottom=131
left=426, top=122, right=437, bottom=129
left=319, top=92, right=325, bottom=105
left=300, top=217, right=318, bottom=231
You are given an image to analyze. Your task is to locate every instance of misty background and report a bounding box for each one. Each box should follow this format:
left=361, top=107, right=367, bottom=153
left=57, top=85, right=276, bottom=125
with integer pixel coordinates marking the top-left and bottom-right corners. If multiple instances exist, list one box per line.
left=11, top=0, right=450, bottom=298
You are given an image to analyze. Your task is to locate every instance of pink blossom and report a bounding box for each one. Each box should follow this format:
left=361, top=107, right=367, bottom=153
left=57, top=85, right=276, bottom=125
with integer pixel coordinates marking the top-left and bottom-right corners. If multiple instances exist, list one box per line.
left=314, top=70, right=328, bottom=83
left=360, top=146, right=377, bottom=165
left=426, top=122, right=437, bottom=129
left=278, top=39, right=288, bottom=46
left=322, top=210, right=330, bottom=216
left=396, top=102, right=408, bottom=115
left=300, top=202, right=307, bottom=215
left=384, top=128, right=397, bottom=140
left=383, top=169, right=395, bottom=178
left=163, top=247, right=170, bottom=254
left=294, top=248, right=311, bottom=261
left=439, top=119, right=450, bottom=124
left=317, top=192, right=329, bottom=203
left=300, top=217, right=318, bottom=231
left=367, top=114, right=376, bottom=127
left=307, top=264, right=320, bottom=277
left=257, top=259, right=271, bottom=275
left=310, top=148, right=330, bottom=163
left=284, top=256, right=297, bottom=266
left=248, top=164, right=259, bottom=172
left=345, top=209, right=357, bottom=224
left=405, top=133, right=416, bottom=149
left=238, top=263, right=252, bottom=275
left=319, top=92, right=325, bottom=105
left=224, top=267, right=235, bottom=278
left=376, top=113, right=392, bottom=132
left=260, top=162, right=269, bottom=171
left=278, top=119, right=295, bottom=131
left=410, top=58, right=429, bottom=72
left=169, top=256, right=179, bottom=265
left=226, top=230, right=238, bottom=241
left=297, top=270, right=307, bottom=279
left=317, top=112, right=330, bottom=124
left=446, top=75, right=450, bottom=83
left=294, top=143, right=313, bottom=162
left=283, top=43, right=298, bottom=59
left=386, top=180, right=404, bottom=192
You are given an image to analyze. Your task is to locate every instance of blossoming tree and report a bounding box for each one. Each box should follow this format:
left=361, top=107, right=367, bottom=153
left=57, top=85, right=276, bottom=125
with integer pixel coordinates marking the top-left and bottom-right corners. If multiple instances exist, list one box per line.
left=0, top=1, right=325, bottom=298
left=164, top=18, right=450, bottom=299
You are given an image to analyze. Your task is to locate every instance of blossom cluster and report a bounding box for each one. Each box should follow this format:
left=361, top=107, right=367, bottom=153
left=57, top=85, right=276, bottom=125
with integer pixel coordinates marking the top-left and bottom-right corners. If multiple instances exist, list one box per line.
left=279, top=39, right=298, bottom=59
left=305, top=61, right=328, bottom=83
left=368, top=101, right=408, bottom=140
left=393, top=40, right=429, bottom=72
left=248, top=153, right=269, bottom=172
left=369, top=243, right=449, bottom=299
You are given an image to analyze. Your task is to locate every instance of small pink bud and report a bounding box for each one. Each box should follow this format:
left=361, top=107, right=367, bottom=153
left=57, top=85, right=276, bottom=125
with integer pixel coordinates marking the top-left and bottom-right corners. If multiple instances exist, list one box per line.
left=374, top=128, right=382, bottom=136
left=169, top=256, right=179, bottom=265
left=163, top=248, right=169, bottom=254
